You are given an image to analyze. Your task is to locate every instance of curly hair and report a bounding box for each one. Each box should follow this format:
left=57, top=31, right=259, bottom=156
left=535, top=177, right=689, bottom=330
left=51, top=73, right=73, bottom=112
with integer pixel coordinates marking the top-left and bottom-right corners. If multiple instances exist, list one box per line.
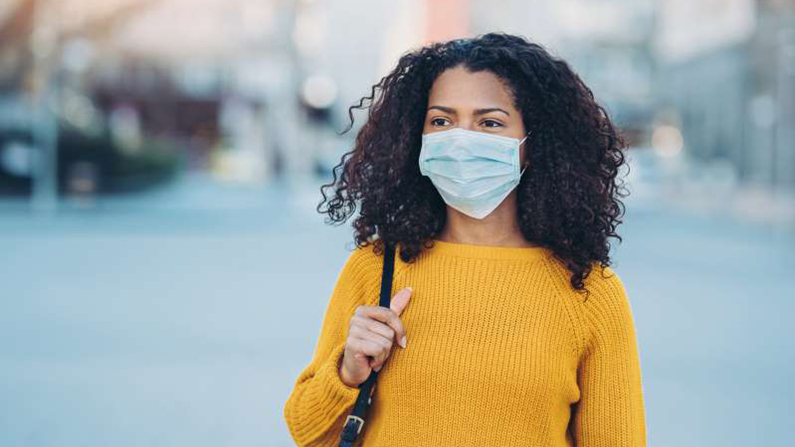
left=318, top=32, right=630, bottom=297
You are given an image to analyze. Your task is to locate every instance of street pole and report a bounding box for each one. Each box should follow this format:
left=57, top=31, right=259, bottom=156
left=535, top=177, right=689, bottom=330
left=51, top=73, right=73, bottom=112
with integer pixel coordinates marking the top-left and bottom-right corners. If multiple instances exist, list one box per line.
left=30, top=0, right=59, bottom=213
left=775, top=27, right=795, bottom=195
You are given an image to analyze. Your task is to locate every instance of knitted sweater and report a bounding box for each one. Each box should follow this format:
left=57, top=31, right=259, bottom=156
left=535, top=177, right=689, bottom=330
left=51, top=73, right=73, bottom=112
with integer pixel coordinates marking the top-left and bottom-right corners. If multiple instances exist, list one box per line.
left=284, top=240, right=647, bottom=446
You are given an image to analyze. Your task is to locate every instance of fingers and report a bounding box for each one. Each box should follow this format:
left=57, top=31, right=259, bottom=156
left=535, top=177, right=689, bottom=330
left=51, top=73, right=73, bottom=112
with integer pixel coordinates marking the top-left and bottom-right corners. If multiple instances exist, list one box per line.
left=350, top=315, right=395, bottom=344
left=390, top=287, right=412, bottom=316
left=345, top=287, right=413, bottom=377
left=354, top=288, right=412, bottom=347
left=349, top=336, right=390, bottom=371
left=348, top=317, right=395, bottom=370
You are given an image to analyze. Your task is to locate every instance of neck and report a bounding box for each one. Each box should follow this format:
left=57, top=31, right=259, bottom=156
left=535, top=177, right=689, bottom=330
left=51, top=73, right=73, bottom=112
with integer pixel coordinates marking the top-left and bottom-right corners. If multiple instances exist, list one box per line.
left=437, top=192, right=536, bottom=248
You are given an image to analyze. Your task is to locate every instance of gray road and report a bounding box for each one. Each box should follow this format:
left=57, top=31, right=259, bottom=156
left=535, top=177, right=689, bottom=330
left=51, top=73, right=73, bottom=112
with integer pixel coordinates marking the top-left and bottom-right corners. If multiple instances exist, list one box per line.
left=1, top=173, right=792, bottom=446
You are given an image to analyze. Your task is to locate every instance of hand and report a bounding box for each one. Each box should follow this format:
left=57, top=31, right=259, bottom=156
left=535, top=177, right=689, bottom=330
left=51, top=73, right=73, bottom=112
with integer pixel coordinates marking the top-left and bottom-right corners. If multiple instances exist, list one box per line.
left=339, top=287, right=412, bottom=387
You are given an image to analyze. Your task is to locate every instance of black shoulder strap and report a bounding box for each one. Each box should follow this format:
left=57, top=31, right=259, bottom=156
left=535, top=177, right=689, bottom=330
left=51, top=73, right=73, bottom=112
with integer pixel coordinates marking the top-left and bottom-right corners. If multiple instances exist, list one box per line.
left=338, top=242, right=396, bottom=447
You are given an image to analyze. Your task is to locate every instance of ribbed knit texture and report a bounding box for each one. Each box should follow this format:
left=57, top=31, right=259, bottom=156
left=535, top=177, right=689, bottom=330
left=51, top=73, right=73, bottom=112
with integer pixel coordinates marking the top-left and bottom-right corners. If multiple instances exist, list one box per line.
left=284, top=240, right=647, bottom=446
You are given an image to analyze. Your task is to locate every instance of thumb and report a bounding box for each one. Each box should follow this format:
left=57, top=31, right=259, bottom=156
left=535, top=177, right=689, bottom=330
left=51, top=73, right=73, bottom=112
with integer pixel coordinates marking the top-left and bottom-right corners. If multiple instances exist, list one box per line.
left=390, top=287, right=412, bottom=316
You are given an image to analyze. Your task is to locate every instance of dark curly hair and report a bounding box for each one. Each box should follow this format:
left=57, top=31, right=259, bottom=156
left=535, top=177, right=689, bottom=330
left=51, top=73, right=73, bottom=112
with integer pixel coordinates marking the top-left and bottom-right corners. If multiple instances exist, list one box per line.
left=318, top=32, right=629, bottom=296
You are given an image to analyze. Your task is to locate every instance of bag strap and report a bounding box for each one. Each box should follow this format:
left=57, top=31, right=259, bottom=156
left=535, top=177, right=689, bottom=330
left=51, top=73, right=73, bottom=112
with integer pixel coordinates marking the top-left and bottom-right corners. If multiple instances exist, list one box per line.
left=338, top=242, right=396, bottom=447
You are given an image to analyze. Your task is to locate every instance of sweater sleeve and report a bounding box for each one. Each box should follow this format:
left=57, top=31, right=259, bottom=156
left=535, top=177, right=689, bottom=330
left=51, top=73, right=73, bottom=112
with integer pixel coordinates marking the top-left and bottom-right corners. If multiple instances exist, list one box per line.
left=570, top=267, right=648, bottom=446
left=283, top=246, right=379, bottom=446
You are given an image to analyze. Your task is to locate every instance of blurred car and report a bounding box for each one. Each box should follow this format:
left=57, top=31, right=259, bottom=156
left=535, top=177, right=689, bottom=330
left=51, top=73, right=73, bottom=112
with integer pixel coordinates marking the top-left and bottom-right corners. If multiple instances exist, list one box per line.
left=0, top=121, right=182, bottom=196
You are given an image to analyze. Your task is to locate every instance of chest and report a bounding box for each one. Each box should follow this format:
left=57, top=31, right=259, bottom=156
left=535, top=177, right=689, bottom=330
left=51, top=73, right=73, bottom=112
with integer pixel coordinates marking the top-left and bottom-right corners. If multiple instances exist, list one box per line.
left=376, top=262, right=579, bottom=407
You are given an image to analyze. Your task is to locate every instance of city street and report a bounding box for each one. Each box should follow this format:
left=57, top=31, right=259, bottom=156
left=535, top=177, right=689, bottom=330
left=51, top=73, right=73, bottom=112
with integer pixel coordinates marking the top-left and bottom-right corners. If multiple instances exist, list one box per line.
left=1, top=173, right=793, bottom=446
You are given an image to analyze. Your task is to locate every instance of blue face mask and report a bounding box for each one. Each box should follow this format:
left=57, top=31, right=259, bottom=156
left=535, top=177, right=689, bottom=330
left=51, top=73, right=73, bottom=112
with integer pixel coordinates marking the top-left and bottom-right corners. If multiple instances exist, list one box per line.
left=419, top=127, right=530, bottom=219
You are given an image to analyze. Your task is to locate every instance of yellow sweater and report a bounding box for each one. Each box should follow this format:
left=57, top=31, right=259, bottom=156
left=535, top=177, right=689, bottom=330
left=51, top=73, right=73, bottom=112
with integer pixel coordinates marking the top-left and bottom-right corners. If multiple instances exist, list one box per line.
left=284, top=240, right=647, bottom=446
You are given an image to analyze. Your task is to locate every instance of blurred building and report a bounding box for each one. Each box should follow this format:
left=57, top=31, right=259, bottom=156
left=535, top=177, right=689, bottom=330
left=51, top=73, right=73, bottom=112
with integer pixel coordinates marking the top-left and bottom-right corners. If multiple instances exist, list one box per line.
left=654, top=0, right=795, bottom=192
left=747, top=0, right=795, bottom=191
left=472, top=0, right=794, bottom=196
left=1, top=0, right=793, bottom=203
left=0, top=0, right=349, bottom=196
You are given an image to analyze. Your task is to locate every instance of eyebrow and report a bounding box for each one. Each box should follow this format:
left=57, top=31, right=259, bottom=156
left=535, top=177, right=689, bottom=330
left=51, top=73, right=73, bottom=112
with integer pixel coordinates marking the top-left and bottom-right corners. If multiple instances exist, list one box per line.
left=427, top=105, right=510, bottom=117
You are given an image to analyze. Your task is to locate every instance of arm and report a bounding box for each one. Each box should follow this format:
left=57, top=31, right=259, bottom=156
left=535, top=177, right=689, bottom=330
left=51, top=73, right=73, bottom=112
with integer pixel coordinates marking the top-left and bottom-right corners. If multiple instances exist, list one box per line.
left=570, top=267, right=648, bottom=446
left=283, top=248, right=374, bottom=446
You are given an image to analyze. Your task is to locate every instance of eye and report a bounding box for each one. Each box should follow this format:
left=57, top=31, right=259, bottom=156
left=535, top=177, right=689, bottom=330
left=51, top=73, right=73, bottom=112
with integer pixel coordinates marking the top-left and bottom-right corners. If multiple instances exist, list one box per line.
left=430, top=117, right=449, bottom=126
left=482, top=119, right=503, bottom=128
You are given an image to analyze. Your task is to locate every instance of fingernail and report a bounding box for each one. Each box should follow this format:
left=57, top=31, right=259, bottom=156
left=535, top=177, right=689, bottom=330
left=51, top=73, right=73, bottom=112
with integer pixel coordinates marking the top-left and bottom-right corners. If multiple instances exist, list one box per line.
left=374, top=365, right=382, bottom=372
left=400, top=336, right=407, bottom=348
left=405, top=287, right=413, bottom=294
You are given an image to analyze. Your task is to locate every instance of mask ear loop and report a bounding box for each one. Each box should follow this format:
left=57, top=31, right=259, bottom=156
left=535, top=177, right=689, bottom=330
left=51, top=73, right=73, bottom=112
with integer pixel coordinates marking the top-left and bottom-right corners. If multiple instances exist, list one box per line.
left=519, top=131, right=532, bottom=176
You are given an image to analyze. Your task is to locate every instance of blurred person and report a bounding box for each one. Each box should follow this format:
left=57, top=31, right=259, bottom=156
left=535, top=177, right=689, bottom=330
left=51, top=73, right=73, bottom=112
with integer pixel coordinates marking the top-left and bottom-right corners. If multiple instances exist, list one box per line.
left=284, top=32, right=646, bottom=446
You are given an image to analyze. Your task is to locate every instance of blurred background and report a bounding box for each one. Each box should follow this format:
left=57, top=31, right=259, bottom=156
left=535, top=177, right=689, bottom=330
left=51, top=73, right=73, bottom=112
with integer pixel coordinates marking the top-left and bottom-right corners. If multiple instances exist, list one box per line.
left=0, top=0, right=793, bottom=445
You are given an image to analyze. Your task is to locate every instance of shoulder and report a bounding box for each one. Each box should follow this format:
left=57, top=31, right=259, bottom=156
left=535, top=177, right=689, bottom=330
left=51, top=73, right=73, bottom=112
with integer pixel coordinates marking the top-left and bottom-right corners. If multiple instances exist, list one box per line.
left=342, top=241, right=410, bottom=275
left=341, top=243, right=383, bottom=273
left=334, top=243, right=392, bottom=304
left=538, top=260, right=634, bottom=352
left=581, top=264, right=629, bottom=307
left=538, top=258, right=627, bottom=301
left=576, top=264, right=639, bottom=352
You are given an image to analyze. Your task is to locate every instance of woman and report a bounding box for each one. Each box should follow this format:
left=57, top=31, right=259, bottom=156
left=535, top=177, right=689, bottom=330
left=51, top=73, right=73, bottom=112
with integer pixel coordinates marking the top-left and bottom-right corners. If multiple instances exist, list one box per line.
left=284, top=32, right=647, bottom=446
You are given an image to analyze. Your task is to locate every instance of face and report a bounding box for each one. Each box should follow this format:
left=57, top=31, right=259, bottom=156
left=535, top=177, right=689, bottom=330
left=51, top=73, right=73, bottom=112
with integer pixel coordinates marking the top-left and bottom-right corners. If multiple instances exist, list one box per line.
left=422, top=65, right=528, bottom=167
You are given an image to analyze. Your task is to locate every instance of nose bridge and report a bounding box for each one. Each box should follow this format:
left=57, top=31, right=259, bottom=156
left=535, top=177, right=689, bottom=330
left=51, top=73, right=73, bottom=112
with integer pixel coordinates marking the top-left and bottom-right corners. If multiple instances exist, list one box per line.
left=451, top=109, right=476, bottom=131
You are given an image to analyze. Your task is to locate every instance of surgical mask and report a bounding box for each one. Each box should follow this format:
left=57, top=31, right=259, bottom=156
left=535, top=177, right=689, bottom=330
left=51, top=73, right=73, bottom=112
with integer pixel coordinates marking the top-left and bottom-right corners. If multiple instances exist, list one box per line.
left=419, top=127, right=530, bottom=219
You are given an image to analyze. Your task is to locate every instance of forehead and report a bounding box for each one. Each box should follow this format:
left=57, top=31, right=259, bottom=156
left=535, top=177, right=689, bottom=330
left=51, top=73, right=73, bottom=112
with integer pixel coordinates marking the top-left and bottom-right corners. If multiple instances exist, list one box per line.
left=427, top=66, right=516, bottom=110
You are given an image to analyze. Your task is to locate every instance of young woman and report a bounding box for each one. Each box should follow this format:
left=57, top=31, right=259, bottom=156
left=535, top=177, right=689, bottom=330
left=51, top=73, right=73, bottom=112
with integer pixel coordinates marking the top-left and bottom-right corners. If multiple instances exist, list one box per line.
left=284, top=32, right=647, bottom=446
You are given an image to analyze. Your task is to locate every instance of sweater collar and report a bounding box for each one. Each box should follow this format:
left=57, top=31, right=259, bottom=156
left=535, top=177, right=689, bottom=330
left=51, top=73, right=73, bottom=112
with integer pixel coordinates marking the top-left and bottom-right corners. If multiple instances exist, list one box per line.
left=420, top=238, right=549, bottom=262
